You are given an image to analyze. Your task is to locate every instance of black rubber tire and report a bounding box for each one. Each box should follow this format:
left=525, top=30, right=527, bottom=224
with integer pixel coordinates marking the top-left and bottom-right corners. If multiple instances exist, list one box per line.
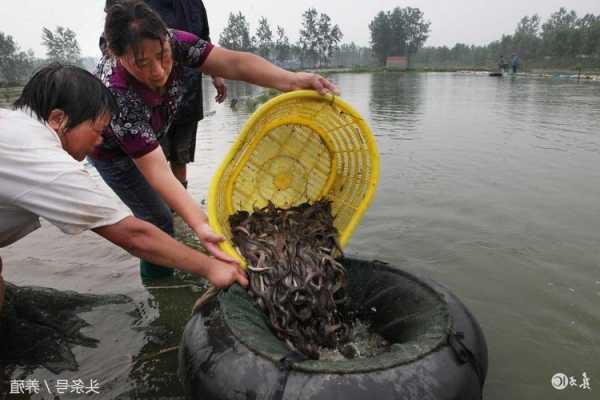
left=179, top=258, right=488, bottom=400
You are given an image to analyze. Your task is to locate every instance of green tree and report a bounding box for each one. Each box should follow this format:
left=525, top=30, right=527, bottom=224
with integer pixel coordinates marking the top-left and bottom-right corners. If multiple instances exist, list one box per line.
left=255, top=17, right=273, bottom=59
left=541, top=8, right=579, bottom=56
left=513, top=15, right=542, bottom=58
left=412, top=8, right=600, bottom=70
left=274, top=26, right=291, bottom=64
left=576, top=14, right=600, bottom=55
left=299, top=8, right=342, bottom=67
left=588, top=16, right=600, bottom=55
left=368, top=12, right=390, bottom=65
left=369, top=7, right=430, bottom=65
left=299, top=8, right=320, bottom=67
left=0, top=32, right=34, bottom=84
left=41, top=26, right=81, bottom=65
left=316, top=13, right=342, bottom=66
left=219, top=12, right=253, bottom=51
left=516, top=15, right=541, bottom=36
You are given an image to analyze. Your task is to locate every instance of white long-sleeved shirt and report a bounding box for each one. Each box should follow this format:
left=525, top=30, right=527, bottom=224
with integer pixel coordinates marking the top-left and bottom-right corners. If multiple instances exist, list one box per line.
left=0, top=108, right=131, bottom=247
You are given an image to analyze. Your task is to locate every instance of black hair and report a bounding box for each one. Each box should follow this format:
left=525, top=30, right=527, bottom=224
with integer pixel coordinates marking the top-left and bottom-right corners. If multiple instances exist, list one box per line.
left=13, top=63, right=118, bottom=131
left=104, top=0, right=169, bottom=62
left=104, top=0, right=121, bottom=12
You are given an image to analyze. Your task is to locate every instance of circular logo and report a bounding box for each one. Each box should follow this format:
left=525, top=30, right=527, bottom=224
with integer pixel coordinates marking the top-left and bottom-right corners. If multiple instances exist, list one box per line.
left=551, top=373, right=569, bottom=390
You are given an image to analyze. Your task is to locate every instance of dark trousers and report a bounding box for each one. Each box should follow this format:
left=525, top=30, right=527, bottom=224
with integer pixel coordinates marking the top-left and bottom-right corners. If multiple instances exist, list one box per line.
left=89, top=156, right=174, bottom=278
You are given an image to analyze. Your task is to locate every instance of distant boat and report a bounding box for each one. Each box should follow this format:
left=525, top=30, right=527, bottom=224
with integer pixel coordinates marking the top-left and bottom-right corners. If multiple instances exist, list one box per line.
left=489, top=72, right=503, bottom=77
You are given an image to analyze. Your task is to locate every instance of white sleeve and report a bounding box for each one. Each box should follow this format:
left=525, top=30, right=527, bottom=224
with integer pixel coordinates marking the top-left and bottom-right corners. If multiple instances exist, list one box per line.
left=16, top=168, right=132, bottom=235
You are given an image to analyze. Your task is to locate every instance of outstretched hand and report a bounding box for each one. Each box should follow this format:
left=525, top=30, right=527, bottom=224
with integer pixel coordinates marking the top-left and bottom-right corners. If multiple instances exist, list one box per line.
left=194, top=223, right=248, bottom=289
left=292, top=72, right=340, bottom=96
left=206, top=258, right=248, bottom=289
left=194, top=223, right=240, bottom=265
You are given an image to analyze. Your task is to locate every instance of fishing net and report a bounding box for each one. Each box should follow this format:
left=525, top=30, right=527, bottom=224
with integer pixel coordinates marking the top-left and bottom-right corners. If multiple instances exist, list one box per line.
left=0, top=283, right=129, bottom=373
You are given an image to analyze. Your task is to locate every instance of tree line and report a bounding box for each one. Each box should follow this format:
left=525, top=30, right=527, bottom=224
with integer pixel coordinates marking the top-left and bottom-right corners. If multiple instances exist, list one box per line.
left=218, top=6, right=432, bottom=69
left=218, top=8, right=346, bottom=68
left=3, top=6, right=598, bottom=85
left=412, top=8, right=600, bottom=70
left=1, top=6, right=432, bottom=85
left=1, top=26, right=83, bottom=86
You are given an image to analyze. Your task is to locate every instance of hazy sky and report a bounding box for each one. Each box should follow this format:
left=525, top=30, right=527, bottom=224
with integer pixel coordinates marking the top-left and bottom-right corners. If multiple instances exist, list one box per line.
left=2, top=0, right=600, bottom=58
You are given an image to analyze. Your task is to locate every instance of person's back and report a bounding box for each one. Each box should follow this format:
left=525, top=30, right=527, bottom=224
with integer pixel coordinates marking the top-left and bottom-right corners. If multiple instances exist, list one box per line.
left=144, top=0, right=210, bottom=40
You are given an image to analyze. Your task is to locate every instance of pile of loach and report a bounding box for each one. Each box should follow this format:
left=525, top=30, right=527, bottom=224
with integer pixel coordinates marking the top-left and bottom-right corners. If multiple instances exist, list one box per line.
left=229, top=200, right=350, bottom=359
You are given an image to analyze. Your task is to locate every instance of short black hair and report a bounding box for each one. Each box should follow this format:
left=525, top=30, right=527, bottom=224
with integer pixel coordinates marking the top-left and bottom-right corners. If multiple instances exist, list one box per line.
left=104, top=0, right=169, bottom=60
left=104, top=0, right=121, bottom=12
left=14, top=63, right=117, bottom=131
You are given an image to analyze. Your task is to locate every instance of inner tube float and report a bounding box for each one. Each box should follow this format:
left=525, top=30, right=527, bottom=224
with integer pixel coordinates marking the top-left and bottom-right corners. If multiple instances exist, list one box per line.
left=179, top=258, right=488, bottom=400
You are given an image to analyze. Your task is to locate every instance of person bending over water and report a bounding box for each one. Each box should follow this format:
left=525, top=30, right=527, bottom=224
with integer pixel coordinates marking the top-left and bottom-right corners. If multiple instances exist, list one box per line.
left=91, top=0, right=339, bottom=278
left=0, top=64, right=248, bottom=312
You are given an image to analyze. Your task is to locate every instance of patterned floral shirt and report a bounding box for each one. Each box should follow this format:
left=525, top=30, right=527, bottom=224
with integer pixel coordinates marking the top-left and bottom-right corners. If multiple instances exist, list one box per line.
left=91, top=30, right=213, bottom=160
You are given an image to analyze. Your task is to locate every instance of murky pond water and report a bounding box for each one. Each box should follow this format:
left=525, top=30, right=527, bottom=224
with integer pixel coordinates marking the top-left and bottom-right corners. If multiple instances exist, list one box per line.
left=2, top=72, right=599, bottom=399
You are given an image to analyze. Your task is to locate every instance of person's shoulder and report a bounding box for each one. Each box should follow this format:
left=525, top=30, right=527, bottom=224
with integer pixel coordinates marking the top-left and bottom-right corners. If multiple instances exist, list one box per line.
left=170, top=29, right=200, bottom=45
left=96, top=57, right=129, bottom=91
left=0, top=108, right=77, bottom=183
left=0, top=107, right=35, bottom=123
left=0, top=108, right=48, bottom=142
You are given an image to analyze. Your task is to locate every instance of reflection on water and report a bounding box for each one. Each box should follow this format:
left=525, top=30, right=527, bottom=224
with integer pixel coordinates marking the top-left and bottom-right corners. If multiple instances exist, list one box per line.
left=2, top=73, right=600, bottom=399
left=369, top=72, right=424, bottom=137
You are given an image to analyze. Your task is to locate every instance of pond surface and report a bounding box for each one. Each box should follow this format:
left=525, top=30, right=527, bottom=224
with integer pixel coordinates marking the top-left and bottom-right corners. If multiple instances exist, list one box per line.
left=2, top=72, right=600, bottom=399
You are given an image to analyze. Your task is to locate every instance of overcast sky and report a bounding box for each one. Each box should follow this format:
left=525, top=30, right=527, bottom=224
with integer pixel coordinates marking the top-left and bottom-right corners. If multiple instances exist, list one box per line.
left=2, top=0, right=600, bottom=58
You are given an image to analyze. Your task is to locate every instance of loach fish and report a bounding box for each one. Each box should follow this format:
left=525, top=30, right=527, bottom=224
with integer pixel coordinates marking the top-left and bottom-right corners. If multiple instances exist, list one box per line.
left=230, top=200, right=350, bottom=359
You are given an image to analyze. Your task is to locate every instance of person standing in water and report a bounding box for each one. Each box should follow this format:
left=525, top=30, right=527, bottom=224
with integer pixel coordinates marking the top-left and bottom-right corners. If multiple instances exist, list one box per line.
left=511, top=54, right=520, bottom=74
left=90, top=0, right=339, bottom=278
left=0, top=64, right=248, bottom=312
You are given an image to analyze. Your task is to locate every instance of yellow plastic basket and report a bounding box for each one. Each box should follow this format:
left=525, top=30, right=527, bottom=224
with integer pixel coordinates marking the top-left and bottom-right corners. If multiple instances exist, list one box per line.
left=208, top=90, right=379, bottom=267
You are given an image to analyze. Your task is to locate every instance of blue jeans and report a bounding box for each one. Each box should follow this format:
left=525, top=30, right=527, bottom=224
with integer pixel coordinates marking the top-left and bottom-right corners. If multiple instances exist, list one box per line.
left=89, top=156, right=174, bottom=278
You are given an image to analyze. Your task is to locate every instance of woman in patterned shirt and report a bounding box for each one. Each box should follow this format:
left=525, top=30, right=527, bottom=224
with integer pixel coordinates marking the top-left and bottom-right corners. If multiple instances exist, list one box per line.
left=91, top=0, right=338, bottom=278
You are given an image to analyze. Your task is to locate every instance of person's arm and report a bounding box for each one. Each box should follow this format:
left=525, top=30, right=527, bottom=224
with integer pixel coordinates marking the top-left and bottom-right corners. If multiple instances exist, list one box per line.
left=211, top=76, right=227, bottom=103
left=93, top=216, right=247, bottom=288
left=199, top=47, right=339, bottom=95
left=132, top=146, right=236, bottom=264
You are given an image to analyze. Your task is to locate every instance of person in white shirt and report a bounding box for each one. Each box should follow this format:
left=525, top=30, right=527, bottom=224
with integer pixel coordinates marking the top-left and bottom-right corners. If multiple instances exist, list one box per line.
left=0, top=64, right=248, bottom=312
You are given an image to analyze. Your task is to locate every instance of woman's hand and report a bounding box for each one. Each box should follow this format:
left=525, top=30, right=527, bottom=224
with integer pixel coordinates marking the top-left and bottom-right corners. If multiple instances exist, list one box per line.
left=205, top=258, right=248, bottom=289
left=291, top=73, right=340, bottom=95
left=212, top=76, right=227, bottom=103
left=194, top=223, right=239, bottom=265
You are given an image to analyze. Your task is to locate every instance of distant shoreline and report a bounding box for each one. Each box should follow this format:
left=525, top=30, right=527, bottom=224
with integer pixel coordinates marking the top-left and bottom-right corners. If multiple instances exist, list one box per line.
left=3, top=66, right=599, bottom=107
left=305, top=67, right=600, bottom=81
